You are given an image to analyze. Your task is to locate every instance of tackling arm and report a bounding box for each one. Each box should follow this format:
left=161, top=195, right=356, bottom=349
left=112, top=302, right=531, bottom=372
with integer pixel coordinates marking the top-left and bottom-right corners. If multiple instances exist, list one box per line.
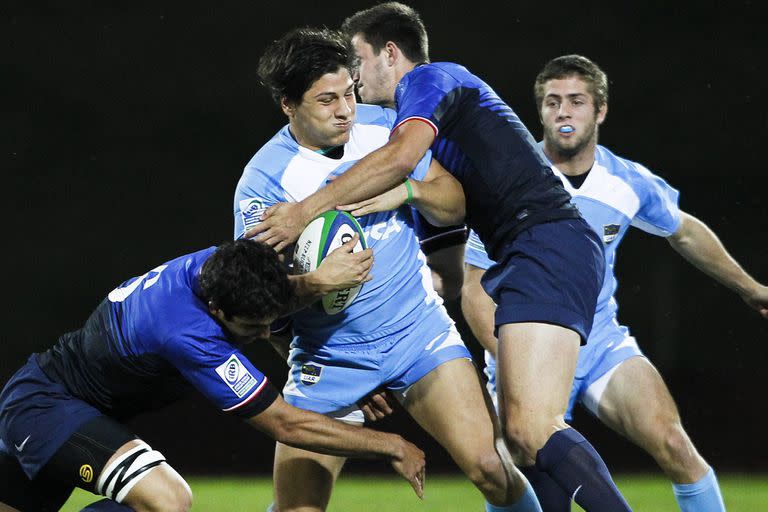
left=337, top=157, right=465, bottom=227
left=667, top=211, right=768, bottom=317
left=246, top=121, right=436, bottom=251
left=246, top=395, right=425, bottom=498
left=407, top=158, right=465, bottom=226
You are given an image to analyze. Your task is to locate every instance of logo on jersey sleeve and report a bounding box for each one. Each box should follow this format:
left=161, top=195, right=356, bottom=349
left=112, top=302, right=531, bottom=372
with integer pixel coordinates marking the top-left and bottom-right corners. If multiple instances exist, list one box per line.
left=299, top=363, right=323, bottom=386
left=215, top=354, right=258, bottom=398
left=602, top=224, right=620, bottom=244
left=239, top=198, right=268, bottom=232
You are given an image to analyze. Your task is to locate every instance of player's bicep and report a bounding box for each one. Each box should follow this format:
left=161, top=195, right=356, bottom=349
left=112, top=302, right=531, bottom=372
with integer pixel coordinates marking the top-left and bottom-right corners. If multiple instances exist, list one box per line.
left=389, top=119, right=437, bottom=171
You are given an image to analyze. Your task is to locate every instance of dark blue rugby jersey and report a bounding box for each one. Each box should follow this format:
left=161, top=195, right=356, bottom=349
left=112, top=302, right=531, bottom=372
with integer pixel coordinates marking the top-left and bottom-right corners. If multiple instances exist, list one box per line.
left=37, top=247, right=278, bottom=420
left=394, top=62, right=579, bottom=259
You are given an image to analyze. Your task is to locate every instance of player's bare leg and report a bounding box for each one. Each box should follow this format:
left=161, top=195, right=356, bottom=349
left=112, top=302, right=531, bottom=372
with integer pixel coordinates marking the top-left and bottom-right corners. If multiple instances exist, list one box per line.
left=401, top=357, right=531, bottom=507
left=496, top=322, right=630, bottom=511
left=272, top=441, right=348, bottom=512
left=496, top=323, right=575, bottom=462
left=597, top=356, right=725, bottom=511
left=598, top=357, right=707, bottom=481
left=105, top=439, right=192, bottom=512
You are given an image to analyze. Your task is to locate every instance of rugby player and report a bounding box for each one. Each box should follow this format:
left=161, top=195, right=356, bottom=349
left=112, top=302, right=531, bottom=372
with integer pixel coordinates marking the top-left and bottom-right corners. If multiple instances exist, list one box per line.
left=234, top=27, right=541, bottom=512
left=0, top=240, right=427, bottom=511
left=463, top=54, right=768, bottom=511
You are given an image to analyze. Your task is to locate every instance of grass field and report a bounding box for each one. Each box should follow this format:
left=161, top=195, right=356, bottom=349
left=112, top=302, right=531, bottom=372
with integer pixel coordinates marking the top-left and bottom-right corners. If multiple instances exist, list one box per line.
left=60, top=474, right=767, bottom=511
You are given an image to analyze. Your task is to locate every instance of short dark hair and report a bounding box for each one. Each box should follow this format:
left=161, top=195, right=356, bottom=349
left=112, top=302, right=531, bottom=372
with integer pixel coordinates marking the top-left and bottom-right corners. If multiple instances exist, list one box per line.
left=199, top=240, right=293, bottom=320
left=258, top=27, right=354, bottom=105
left=341, top=2, right=429, bottom=63
left=534, top=55, right=609, bottom=113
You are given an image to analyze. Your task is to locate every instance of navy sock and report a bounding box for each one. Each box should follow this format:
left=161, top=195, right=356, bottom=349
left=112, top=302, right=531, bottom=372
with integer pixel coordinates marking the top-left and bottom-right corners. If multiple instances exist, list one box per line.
left=535, top=428, right=632, bottom=511
left=520, top=465, right=570, bottom=512
left=80, top=498, right=135, bottom=511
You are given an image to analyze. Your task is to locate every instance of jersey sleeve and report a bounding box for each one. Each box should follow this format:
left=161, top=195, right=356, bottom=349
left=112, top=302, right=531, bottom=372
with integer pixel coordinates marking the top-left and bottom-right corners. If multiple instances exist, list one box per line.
left=629, top=163, right=682, bottom=237
left=161, top=333, right=279, bottom=418
left=233, top=166, right=287, bottom=240
left=464, top=229, right=495, bottom=270
left=394, top=65, right=462, bottom=136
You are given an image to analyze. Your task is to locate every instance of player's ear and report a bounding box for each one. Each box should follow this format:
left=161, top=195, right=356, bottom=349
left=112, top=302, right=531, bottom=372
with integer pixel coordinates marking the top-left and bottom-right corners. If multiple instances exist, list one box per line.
left=281, top=97, right=295, bottom=117
left=384, top=41, right=399, bottom=65
left=596, top=102, right=608, bottom=126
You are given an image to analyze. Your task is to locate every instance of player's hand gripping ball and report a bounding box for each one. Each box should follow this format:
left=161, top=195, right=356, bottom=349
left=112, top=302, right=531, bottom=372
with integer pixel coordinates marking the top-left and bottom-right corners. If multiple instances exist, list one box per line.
left=293, top=211, right=367, bottom=314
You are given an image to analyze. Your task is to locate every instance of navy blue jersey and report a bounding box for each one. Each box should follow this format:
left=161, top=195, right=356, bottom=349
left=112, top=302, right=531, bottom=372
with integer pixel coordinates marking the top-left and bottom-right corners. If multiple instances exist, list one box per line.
left=394, top=62, right=579, bottom=259
left=37, top=247, right=278, bottom=420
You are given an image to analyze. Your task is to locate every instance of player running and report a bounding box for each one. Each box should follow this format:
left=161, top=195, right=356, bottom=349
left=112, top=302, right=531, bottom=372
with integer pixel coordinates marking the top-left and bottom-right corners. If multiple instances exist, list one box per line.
left=234, top=28, right=541, bottom=512
left=463, top=54, right=768, bottom=512
left=246, top=4, right=631, bottom=511
left=0, top=240, right=427, bottom=512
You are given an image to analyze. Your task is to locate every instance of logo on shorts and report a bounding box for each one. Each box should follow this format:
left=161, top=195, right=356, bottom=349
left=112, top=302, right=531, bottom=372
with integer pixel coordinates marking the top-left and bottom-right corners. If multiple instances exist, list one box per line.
left=14, top=435, right=30, bottom=452
left=602, top=224, right=620, bottom=244
left=216, top=354, right=258, bottom=398
left=300, top=363, right=323, bottom=386
left=239, top=198, right=267, bottom=232
left=80, top=464, right=94, bottom=483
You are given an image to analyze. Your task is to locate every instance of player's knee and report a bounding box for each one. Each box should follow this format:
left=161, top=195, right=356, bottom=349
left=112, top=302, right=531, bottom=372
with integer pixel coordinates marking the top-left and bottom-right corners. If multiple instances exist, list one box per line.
left=500, top=414, right=549, bottom=462
left=656, top=423, right=696, bottom=465
left=464, top=450, right=508, bottom=502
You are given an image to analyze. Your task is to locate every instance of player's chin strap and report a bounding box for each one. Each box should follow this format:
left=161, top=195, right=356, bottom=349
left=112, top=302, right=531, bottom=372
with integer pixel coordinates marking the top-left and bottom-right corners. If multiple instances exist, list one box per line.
left=96, top=442, right=166, bottom=503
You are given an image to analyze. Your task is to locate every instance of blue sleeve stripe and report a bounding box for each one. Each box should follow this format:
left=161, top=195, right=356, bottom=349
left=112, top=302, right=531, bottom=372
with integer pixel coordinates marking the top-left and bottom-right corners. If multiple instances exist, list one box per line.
left=392, top=116, right=438, bottom=137
left=221, top=377, right=269, bottom=412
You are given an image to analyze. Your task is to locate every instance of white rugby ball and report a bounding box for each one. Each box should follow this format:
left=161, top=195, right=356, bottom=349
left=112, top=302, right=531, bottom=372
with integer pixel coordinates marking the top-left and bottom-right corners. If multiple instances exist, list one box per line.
left=293, top=211, right=367, bottom=314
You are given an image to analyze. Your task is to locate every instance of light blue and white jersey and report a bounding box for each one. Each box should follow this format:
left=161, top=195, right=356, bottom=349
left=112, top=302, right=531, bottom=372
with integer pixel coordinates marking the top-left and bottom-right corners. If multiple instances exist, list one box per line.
left=234, top=104, right=445, bottom=345
left=467, top=143, right=681, bottom=374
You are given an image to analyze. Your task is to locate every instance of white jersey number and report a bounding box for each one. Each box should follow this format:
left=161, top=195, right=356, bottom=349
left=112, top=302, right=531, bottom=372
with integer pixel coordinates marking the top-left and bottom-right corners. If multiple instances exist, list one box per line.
left=108, top=265, right=168, bottom=302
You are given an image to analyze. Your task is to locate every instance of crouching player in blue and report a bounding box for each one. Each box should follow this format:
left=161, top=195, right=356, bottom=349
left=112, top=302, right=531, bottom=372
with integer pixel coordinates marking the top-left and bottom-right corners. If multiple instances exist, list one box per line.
left=246, top=4, right=632, bottom=511
left=0, top=240, right=428, bottom=512
left=235, top=28, right=541, bottom=512
left=463, top=55, right=768, bottom=511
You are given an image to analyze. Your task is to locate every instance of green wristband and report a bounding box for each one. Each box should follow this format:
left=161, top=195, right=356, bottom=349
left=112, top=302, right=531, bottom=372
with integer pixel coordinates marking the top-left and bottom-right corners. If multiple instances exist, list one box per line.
left=404, top=178, right=414, bottom=204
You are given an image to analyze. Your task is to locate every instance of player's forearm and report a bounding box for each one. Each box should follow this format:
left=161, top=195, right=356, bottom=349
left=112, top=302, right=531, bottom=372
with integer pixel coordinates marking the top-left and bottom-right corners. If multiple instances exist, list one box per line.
left=668, top=212, right=758, bottom=296
left=410, top=174, right=466, bottom=226
left=302, top=143, right=415, bottom=220
left=284, top=273, right=334, bottom=313
left=284, top=416, right=408, bottom=459
left=252, top=400, right=407, bottom=460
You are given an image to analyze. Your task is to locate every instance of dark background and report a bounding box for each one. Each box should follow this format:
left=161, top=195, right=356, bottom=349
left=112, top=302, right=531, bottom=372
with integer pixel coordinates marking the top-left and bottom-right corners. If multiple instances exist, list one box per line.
left=3, top=1, right=766, bottom=476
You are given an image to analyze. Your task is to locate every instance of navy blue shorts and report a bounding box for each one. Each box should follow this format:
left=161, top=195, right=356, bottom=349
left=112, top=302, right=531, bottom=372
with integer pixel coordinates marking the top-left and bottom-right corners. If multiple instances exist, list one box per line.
left=0, top=355, right=102, bottom=479
left=481, top=218, right=604, bottom=343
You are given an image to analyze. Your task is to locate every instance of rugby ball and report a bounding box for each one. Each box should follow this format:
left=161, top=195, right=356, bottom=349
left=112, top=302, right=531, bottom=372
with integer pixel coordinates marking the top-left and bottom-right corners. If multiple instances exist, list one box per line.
left=293, top=211, right=367, bottom=314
